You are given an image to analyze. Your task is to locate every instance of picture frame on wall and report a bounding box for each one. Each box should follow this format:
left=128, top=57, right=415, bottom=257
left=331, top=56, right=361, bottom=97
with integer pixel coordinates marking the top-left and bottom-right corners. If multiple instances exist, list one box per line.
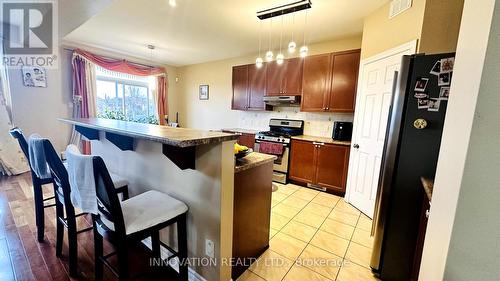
left=22, top=66, right=47, bottom=88
left=199, top=84, right=209, bottom=100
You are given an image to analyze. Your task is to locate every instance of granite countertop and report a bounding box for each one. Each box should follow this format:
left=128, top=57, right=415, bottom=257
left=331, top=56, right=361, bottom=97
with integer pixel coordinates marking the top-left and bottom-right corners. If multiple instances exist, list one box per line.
left=291, top=135, right=352, bottom=146
left=420, top=177, right=434, bottom=202
left=222, top=128, right=260, bottom=135
left=235, top=152, right=277, bottom=174
left=60, top=118, right=239, bottom=148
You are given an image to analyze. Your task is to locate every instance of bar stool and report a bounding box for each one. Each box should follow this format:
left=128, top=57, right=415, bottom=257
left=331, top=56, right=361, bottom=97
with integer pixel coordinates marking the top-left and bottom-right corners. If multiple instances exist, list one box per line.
left=91, top=156, right=189, bottom=281
left=9, top=127, right=130, bottom=242
left=40, top=138, right=129, bottom=276
left=10, top=127, right=57, bottom=242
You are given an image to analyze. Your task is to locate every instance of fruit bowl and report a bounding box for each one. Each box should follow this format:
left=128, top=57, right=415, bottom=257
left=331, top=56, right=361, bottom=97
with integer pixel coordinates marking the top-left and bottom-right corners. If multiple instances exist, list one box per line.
left=235, top=148, right=252, bottom=159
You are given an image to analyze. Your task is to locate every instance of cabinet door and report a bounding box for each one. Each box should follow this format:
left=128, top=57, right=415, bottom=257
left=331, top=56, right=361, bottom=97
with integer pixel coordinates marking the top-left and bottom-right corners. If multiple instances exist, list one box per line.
left=301, top=54, right=332, bottom=112
left=283, top=58, right=303, bottom=95
left=266, top=61, right=285, bottom=96
left=328, top=50, right=360, bottom=112
left=237, top=133, right=256, bottom=149
left=232, top=65, right=249, bottom=110
left=315, top=144, right=350, bottom=193
left=248, top=64, right=267, bottom=110
left=289, top=140, right=317, bottom=184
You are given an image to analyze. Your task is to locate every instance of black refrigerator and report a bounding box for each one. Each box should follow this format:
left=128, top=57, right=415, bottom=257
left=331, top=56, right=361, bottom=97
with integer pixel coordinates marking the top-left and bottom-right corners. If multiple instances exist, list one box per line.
left=370, top=53, right=455, bottom=281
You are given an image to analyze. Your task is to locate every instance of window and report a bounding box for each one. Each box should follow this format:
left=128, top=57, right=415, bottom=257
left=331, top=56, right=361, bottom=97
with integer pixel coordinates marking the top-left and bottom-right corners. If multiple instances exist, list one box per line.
left=95, top=67, right=158, bottom=124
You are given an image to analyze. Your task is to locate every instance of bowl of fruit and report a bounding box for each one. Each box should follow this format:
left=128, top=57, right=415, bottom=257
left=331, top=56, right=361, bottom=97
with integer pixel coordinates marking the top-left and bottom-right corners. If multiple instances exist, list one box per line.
left=234, top=143, right=252, bottom=159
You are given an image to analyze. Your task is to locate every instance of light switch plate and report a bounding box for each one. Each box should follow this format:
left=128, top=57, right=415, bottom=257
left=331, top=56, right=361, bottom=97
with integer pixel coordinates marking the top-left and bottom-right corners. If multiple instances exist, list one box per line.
left=205, top=239, right=214, bottom=258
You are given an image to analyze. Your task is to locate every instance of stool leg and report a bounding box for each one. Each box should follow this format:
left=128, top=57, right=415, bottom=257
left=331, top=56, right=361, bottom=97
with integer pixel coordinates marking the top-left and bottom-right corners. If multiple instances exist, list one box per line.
left=151, top=231, right=161, bottom=259
left=66, top=209, right=78, bottom=276
left=122, top=186, right=129, bottom=200
left=33, top=180, right=45, bottom=242
left=55, top=201, right=64, bottom=257
left=93, top=224, right=103, bottom=281
left=177, top=214, right=188, bottom=281
left=117, top=243, right=129, bottom=281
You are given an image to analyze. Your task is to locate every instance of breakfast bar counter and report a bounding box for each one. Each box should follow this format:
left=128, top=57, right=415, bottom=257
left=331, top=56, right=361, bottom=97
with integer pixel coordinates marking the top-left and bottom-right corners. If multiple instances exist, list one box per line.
left=234, top=152, right=276, bottom=173
left=59, top=117, right=238, bottom=281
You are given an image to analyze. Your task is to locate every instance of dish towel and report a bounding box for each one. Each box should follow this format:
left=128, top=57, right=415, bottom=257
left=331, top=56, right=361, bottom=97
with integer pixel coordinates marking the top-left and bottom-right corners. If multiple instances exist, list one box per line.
left=28, top=134, right=52, bottom=179
left=66, top=144, right=98, bottom=214
left=259, top=141, right=284, bottom=156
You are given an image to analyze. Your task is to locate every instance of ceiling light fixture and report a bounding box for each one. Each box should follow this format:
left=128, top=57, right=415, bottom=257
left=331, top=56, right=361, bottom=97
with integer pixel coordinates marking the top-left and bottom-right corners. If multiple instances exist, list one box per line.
left=265, top=19, right=274, bottom=62
left=300, top=10, right=308, bottom=58
left=169, top=0, right=176, bottom=7
left=276, top=16, right=284, bottom=65
left=288, top=14, right=296, bottom=54
left=256, top=1, right=311, bottom=66
left=256, top=21, right=263, bottom=68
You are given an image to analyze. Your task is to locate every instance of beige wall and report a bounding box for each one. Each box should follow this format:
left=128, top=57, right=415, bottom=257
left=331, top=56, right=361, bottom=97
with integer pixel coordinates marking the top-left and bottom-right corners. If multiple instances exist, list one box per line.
left=173, top=36, right=362, bottom=130
left=360, top=0, right=426, bottom=59
left=419, top=0, right=465, bottom=54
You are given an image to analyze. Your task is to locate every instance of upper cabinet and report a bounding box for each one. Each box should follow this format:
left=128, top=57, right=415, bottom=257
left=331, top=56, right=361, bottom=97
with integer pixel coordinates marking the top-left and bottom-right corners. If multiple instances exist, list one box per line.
left=232, top=65, right=249, bottom=110
left=231, top=49, right=359, bottom=112
left=301, top=49, right=360, bottom=112
left=232, top=64, right=270, bottom=111
left=266, top=58, right=303, bottom=96
left=328, top=50, right=361, bottom=112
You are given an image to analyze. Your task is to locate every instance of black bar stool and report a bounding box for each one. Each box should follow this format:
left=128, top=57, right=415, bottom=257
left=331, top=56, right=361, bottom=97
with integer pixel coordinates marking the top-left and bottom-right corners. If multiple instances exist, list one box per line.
left=9, top=127, right=130, bottom=243
left=9, top=127, right=56, bottom=242
left=41, top=138, right=129, bottom=276
left=91, top=156, right=189, bottom=281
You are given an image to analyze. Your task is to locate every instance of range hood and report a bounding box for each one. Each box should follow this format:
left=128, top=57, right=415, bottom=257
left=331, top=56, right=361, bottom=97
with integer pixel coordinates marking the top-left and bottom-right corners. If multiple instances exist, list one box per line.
left=263, top=95, right=301, bottom=107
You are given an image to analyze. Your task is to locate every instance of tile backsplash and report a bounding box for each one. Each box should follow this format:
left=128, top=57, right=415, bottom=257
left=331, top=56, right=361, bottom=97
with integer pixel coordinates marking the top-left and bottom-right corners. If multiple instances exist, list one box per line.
left=238, top=107, right=354, bottom=138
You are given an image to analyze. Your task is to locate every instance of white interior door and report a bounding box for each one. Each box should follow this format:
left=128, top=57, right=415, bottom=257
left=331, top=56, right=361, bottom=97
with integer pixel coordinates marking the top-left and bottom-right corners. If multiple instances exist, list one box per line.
left=346, top=41, right=417, bottom=218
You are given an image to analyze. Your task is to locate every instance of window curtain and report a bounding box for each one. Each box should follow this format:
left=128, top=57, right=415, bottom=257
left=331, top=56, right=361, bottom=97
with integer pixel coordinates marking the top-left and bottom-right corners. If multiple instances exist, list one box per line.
left=72, top=49, right=168, bottom=125
left=70, top=53, right=98, bottom=153
left=0, top=39, right=29, bottom=175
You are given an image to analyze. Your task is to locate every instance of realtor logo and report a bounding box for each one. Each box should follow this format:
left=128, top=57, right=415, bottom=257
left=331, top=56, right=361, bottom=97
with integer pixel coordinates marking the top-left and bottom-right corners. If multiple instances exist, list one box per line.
left=1, top=1, right=58, bottom=68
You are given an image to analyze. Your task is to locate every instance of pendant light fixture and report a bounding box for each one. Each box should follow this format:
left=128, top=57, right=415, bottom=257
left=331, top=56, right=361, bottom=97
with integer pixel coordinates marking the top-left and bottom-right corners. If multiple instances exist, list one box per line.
left=299, top=10, right=309, bottom=58
left=288, top=14, right=296, bottom=53
left=276, top=16, right=285, bottom=65
left=256, top=21, right=263, bottom=68
left=265, top=19, right=274, bottom=62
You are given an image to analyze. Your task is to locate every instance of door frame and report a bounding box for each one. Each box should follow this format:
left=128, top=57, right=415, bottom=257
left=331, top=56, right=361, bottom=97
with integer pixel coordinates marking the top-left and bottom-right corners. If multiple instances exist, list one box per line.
left=345, top=40, right=418, bottom=214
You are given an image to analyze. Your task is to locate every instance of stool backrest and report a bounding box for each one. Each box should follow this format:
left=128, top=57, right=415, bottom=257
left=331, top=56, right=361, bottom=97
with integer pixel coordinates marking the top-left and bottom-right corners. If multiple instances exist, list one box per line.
left=9, top=127, right=29, bottom=161
left=41, top=139, right=72, bottom=206
left=92, top=156, right=126, bottom=235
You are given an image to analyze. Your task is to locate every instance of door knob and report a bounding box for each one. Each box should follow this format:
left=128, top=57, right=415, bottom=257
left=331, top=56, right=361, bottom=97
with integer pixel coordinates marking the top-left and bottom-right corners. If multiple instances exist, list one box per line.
left=353, top=144, right=360, bottom=149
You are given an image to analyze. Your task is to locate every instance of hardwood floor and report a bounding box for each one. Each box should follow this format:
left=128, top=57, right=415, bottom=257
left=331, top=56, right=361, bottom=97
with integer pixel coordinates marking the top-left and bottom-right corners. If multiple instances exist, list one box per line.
left=0, top=173, right=178, bottom=281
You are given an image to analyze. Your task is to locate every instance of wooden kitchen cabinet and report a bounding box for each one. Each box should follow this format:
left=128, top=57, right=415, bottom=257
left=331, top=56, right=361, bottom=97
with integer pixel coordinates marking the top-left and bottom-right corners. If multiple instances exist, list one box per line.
left=232, top=64, right=270, bottom=111
left=328, top=50, right=361, bottom=112
left=248, top=64, right=268, bottom=110
left=266, top=58, right=303, bottom=96
left=288, top=139, right=317, bottom=184
left=315, top=143, right=350, bottom=192
left=232, top=65, right=249, bottom=110
left=289, top=139, right=350, bottom=194
left=301, top=49, right=360, bottom=112
left=301, top=53, right=332, bottom=111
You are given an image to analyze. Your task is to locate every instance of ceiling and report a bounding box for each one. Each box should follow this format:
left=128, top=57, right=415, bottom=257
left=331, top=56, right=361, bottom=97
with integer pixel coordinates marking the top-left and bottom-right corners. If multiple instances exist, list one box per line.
left=63, top=0, right=388, bottom=66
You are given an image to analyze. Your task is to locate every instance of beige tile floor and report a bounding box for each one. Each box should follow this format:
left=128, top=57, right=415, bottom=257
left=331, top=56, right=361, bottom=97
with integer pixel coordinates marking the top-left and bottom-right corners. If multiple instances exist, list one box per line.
left=237, top=183, right=380, bottom=281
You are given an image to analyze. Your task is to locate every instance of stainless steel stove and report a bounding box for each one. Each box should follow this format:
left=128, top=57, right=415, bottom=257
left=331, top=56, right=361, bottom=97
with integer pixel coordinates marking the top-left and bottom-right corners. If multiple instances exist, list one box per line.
left=254, top=119, right=304, bottom=184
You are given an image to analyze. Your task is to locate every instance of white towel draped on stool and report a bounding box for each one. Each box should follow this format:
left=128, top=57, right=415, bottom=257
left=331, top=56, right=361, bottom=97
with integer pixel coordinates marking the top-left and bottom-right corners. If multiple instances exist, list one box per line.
left=28, top=134, right=52, bottom=179
left=66, top=145, right=98, bottom=214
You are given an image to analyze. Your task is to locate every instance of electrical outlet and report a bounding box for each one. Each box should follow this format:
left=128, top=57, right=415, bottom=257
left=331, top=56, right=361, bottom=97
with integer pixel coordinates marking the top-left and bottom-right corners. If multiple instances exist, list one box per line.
left=205, top=239, right=214, bottom=258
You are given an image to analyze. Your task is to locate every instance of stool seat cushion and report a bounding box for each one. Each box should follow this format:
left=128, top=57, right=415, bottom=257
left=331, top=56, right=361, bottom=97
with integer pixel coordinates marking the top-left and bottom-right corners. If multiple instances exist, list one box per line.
left=120, top=190, right=188, bottom=235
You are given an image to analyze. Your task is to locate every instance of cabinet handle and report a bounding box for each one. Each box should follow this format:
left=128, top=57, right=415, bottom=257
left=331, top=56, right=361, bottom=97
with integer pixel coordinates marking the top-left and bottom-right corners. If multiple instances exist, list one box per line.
left=425, top=209, right=430, bottom=218
left=312, top=142, right=324, bottom=146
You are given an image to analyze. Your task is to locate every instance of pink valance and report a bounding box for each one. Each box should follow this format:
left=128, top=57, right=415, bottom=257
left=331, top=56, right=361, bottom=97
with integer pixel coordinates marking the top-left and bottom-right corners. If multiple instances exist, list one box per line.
left=74, top=49, right=165, bottom=76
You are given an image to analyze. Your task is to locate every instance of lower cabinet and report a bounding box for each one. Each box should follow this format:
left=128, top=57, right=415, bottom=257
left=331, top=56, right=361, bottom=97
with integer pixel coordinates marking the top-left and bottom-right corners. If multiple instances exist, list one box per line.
left=289, top=139, right=350, bottom=194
